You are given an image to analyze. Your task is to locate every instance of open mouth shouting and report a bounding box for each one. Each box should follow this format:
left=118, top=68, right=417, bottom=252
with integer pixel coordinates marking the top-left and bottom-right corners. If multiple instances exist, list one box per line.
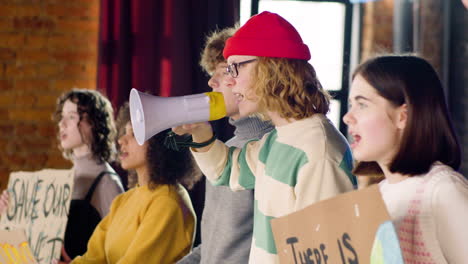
left=119, top=150, right=129, bottom=160
left=348, top=131, right=361, bottom=149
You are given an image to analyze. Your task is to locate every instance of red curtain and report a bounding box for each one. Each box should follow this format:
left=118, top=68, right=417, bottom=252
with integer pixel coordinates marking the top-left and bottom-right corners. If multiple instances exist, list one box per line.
left=97, top=0, right=239, bottom=247
left=97, top=0, right=239, bottom=109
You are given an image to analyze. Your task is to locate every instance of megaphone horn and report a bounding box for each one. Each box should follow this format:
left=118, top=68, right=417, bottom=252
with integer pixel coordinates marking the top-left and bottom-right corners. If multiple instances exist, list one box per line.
left=129, top=88, right=226, bottom=145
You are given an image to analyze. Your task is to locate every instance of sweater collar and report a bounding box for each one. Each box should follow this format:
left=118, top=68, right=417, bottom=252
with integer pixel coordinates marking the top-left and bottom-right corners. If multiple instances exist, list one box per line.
left=229, top=116, right=273, bottom=140
left=73, top=153, right=105, bottom=177
left=275, top=114, right=326, bottom=133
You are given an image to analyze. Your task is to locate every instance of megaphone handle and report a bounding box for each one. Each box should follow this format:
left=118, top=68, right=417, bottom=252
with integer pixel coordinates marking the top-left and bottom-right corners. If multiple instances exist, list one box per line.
left=163, top=131, right=217, bottom=151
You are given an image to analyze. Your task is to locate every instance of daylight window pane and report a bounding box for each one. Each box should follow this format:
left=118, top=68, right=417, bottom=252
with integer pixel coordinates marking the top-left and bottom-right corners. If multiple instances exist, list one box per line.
left=328, top=99, right=341, bottom=130
left=254, top=0, right=345, bottom=91
left=240, top=0, right=252, bottom=25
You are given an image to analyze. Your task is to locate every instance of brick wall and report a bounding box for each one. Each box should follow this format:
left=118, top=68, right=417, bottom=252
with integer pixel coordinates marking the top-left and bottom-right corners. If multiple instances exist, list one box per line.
left=0, top=1, right=100, bottom=190
left=361, top=0, right=394, bottom=61
left=417, top=0, right=444, bottom=75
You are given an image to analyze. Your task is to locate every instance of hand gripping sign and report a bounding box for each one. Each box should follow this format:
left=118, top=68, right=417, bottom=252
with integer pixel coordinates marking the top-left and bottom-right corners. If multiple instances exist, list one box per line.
left=0, top=169, right=73, bottom=264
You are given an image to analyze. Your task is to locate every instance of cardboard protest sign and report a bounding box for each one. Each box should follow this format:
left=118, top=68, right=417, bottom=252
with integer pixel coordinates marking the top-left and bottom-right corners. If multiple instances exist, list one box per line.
left=0, top=169, right=74, bottom=264
left=0, top=229, right=37, bottom=264
left=271, top=185, right=404, bottom=264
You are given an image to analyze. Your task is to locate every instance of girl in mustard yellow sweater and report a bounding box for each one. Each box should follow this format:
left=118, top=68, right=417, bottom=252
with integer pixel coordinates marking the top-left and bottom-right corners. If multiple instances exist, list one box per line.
left=70, top=103, right=198, bottom=264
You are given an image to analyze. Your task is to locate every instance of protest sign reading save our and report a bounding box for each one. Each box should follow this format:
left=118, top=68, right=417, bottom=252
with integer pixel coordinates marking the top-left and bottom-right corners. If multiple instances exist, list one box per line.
left=271, top=185, right=404, bottom=264
left=0, top=169, right=73, bottom=264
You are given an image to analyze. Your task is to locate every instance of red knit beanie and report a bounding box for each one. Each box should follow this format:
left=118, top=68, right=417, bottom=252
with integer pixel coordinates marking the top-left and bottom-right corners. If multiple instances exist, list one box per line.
left=223, top=11, right=310, bottom=60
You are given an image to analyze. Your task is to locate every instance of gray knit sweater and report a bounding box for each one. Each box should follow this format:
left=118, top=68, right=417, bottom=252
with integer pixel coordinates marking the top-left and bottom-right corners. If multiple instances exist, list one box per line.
left=178, top=116, right=273, bottom=264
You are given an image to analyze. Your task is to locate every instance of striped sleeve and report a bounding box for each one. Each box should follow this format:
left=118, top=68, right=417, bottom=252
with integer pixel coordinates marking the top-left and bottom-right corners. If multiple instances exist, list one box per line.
left=294, top=157, right=355, bottom=211
left=191, top=139, right=262, bottom=191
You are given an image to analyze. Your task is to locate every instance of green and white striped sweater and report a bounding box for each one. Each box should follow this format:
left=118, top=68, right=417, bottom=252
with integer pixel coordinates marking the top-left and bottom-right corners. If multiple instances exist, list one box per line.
left=192, top=114, right=356, bottom=263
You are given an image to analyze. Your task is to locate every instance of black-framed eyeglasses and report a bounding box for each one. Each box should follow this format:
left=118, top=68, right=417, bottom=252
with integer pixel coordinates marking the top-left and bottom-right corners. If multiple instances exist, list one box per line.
left=226, top=59, right=257, bottom=78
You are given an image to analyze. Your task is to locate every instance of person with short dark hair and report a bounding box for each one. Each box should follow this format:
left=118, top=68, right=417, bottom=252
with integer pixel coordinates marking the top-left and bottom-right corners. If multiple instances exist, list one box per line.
left=344, top=55, right=468, bottom=264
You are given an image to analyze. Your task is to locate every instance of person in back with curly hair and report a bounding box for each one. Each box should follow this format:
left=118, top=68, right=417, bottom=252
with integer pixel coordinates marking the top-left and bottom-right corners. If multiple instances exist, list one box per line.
left=0, top=88, right=125, bottom=262
left=69, top=103, right=197, bottom=264
left=55, top=89, right=125, bottom=261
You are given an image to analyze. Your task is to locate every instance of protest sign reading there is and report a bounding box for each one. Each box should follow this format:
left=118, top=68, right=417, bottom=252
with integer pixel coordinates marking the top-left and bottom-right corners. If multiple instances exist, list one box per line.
left=271, top=185, right=404, bottom=264
left=0, top=169, right=73, bottom=264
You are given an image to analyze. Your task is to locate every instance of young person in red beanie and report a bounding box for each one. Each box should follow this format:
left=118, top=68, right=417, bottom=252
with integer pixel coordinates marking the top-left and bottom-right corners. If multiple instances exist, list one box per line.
left=173, top=11, right=356, bottom=263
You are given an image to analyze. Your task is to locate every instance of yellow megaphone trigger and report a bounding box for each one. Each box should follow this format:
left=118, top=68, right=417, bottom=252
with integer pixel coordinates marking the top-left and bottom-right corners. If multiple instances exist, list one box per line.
left=206, top=92, right=226, bottom=121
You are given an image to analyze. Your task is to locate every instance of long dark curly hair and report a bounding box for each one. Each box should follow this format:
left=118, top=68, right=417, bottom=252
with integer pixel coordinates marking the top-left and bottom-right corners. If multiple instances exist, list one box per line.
left=54, top=88, right=117, bottom=163
left=116, top=103, right=201, bottom=190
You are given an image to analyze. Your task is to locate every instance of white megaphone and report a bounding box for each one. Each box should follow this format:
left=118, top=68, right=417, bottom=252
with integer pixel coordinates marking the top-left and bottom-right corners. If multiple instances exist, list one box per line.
left=129, top=88, right=226, bottom=145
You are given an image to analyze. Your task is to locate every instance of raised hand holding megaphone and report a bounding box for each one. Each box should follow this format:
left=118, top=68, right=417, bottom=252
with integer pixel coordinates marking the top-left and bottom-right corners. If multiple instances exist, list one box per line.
left=129, top=88, right=226, bottom=145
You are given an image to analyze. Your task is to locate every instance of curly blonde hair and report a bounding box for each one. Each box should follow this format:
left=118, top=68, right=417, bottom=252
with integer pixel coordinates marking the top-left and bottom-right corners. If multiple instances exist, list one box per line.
left=251, top=57, right=330, bottom=120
